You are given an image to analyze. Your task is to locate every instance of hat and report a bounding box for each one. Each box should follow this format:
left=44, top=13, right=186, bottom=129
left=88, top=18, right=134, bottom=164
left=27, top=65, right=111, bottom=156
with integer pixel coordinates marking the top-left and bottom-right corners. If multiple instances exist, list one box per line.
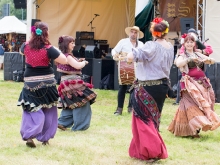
left=125, top=26, right=144, bottom=39
left=188, top=28, right=198, bottom=35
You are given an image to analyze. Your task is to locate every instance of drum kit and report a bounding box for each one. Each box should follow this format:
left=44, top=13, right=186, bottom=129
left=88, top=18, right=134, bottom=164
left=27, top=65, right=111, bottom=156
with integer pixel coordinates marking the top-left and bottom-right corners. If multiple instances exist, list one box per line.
left=113, top=52, right=135, bottom=85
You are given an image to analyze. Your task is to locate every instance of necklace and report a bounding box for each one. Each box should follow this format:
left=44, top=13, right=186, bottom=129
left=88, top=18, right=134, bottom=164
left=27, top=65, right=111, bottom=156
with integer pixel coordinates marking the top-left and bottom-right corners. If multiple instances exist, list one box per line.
left=186, top=51, right=194, bottom=55
left=186, top=51, right=203, bottom=71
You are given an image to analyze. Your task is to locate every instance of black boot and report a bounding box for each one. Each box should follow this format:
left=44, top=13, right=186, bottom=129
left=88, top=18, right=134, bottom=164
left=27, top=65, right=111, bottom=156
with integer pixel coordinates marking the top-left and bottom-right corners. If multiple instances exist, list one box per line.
left=114, top=107, right=123, bottom=115
left=127, top=107, right=132, bottom=113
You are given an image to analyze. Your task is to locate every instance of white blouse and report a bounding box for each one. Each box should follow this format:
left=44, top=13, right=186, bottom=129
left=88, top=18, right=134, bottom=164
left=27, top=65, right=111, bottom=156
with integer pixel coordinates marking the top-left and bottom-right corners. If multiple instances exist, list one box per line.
left=132, top=41, right=174, bottom=81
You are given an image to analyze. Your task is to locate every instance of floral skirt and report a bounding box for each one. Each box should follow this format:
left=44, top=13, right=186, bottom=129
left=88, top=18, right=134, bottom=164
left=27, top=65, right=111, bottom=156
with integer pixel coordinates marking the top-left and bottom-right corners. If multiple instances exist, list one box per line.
left=168, top=75, right=220, bottom=136
left=57, top=74, right=97, bottom=109
left=17, top=74, right=59, bottom=112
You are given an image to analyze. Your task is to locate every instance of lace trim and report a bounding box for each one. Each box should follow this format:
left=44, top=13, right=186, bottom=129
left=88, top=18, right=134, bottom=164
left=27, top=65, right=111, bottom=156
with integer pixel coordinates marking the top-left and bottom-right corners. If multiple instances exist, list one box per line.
left=17, top=99, right=58, bottom=112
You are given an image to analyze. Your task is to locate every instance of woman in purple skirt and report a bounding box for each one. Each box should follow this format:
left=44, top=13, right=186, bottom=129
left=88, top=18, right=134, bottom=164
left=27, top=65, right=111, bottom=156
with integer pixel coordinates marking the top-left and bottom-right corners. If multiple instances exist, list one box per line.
left=17, top=22, right=67, bottom=148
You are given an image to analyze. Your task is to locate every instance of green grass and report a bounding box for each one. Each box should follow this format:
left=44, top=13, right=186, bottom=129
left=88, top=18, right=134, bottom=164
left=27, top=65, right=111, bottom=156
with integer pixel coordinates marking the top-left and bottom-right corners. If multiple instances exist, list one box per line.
left=1, top=69, right=220, bottom=165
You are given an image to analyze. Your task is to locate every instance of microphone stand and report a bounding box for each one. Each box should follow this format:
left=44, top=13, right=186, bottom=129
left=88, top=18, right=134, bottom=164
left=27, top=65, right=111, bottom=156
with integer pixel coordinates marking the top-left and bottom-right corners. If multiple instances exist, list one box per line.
left=87, top=15, right=98, bottom=32
left=169, top=16, right=178, bottom=25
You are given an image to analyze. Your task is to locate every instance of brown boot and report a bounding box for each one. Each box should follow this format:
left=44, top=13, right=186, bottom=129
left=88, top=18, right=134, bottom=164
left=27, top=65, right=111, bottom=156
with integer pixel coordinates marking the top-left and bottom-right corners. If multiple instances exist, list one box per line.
left=114, top=107, right=123, bottom=115
left=26, top=139, right=36, bottom=148
left=58, top=124, right=66, bottom=131
left=127, top=107, right=132, bottom=113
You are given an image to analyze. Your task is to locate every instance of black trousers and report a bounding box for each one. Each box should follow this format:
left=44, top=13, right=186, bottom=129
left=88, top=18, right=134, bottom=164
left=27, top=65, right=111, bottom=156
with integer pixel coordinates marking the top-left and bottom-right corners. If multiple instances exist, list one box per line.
left=140, top=83, right=168, bottom=113
left=117, top=85, right=132, bottom=108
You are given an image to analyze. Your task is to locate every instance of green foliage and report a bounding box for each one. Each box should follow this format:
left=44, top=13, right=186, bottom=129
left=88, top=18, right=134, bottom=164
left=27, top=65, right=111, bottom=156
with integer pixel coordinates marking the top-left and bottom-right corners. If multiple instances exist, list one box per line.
left=0, top=0, right=26, bottom=20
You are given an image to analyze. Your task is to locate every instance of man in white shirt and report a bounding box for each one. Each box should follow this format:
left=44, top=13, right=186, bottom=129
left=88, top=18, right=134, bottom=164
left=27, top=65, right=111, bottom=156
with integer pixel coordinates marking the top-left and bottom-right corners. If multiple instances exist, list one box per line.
left=112, top=26, right=144, bottom=115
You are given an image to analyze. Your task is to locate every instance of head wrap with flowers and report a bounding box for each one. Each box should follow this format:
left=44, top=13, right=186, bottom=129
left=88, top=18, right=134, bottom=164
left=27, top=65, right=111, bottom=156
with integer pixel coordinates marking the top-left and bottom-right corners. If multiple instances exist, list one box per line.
left=150, top=17, right=169, bottom=37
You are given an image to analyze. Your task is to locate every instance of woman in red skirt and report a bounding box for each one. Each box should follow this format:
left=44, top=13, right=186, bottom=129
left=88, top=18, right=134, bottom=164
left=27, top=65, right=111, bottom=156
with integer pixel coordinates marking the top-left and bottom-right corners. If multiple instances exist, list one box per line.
left=127, top=17, right=173, bottom=163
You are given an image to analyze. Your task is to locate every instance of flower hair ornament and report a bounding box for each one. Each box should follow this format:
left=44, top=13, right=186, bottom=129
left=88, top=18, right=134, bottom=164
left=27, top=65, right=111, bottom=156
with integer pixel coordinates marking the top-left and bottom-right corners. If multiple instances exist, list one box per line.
left=150, top=17, right=169, bottom=37
left=58, top=36, right=63, bottom=43
left=180, top=33, right=188, bottom=44
left=35, top=28, right=42, bottom=36
left=153, top=17, right=163, bottom=24
left=31, top=26, right=36, bottom=33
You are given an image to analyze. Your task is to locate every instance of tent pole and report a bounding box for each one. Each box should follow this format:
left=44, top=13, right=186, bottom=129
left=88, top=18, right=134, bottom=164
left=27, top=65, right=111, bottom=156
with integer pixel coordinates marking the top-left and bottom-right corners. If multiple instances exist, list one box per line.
left=26, top=0, right=37, bottom=41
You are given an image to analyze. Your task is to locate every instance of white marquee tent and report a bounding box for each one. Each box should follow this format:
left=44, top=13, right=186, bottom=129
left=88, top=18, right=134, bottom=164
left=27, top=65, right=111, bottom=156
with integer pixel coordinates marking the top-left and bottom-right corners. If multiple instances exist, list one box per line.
left=0, top=16, right=27, bottom=34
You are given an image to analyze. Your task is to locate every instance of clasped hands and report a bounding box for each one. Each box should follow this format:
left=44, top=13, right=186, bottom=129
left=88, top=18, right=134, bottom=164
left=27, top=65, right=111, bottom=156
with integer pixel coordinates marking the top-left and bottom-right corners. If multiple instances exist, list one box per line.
left=188, top=56, right=211, bottom=64
left=187, top=57, right=199, bottom=63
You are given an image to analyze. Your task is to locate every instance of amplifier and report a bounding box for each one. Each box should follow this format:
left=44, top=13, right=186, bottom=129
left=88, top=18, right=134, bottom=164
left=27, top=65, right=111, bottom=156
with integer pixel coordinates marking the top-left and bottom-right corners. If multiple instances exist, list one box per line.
left=75, top=39, right=94, bottom=46
left=94, top=39, right=108, bottom=44
left=76, top=31, right=94, bottom=40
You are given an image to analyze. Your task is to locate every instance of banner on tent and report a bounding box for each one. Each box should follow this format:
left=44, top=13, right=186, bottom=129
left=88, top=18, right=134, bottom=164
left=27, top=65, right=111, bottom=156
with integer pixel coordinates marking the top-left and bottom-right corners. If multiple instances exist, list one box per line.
left=159, top=0, right=197, bottom=32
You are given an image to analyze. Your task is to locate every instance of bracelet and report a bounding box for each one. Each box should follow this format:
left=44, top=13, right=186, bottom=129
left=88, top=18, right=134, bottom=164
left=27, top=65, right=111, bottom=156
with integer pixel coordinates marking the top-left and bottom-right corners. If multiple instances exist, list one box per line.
left=82, top=61, right=86, bottom=67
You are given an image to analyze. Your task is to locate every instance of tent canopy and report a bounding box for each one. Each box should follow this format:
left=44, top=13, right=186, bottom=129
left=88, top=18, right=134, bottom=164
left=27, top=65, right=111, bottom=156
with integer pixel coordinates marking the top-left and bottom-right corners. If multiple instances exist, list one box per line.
left=0, top=16, right=26, bottom=34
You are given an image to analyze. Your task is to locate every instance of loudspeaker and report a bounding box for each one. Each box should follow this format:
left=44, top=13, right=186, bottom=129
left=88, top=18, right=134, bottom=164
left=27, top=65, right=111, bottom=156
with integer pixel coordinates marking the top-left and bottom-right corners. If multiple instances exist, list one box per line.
left=82, top=58, right=93, bottom=76
left=81, top=58, right=116, bottom=89
left=85, top=45, right=100, bottom=58
left=206, top=64, right=216, bottom=97
left=180, top=18, right=194, bottom=34
left=72, top=45, right=85, bottom=58
left=92, top=59, right=102, bottom=88
left=206, top=63, right=220, bottom=103
left=97, top=44, right=109, bottom=53
left=101, top=59, right=114, bottom=78
left=31, top=19, right=41, bottom=26
left=114, top=61, right=119, bottom=90
left=4, top=52, right=25, bottom=81
left=214, top=63, right=220, bottom=102
left=169, top=64, right=178, bottom=87
left=75, top=39, right=94, bottom=46
left=13, top=0, right=26, bottom=9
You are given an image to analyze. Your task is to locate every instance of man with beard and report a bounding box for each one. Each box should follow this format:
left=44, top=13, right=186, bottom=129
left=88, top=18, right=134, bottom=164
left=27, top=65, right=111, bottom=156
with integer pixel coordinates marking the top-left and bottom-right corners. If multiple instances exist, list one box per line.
left=111, top=26, right=144, bottom=115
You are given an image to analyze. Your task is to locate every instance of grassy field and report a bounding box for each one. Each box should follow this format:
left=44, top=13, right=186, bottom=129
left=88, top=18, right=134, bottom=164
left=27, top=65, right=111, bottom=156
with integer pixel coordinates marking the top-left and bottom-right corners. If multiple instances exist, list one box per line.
left=0, top=69, right=220, bottom=165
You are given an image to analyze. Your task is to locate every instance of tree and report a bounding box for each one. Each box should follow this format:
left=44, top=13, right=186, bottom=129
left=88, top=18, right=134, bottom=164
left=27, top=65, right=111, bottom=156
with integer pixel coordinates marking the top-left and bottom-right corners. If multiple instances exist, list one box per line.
left=0, top=0, right=26, bottom=20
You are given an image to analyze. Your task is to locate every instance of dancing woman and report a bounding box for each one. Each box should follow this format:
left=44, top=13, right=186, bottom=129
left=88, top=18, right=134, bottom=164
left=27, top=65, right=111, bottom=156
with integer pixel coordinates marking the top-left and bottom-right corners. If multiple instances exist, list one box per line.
left=126, top=18, right=173, bottom=163
left=168, top=34, right=220, bottom=137
left=57, top=35, right=97, bottom=131
left=17, top=22, right=67, bottom=148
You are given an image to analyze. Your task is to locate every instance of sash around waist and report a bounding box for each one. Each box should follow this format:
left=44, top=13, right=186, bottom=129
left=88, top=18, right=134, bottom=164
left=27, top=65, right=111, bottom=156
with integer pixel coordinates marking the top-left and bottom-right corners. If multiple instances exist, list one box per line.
left=129, top=78, right=168, bottom=92
left=137, top=78, right=168, bottom=86
left=61, top=74, right=81, bottom=81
